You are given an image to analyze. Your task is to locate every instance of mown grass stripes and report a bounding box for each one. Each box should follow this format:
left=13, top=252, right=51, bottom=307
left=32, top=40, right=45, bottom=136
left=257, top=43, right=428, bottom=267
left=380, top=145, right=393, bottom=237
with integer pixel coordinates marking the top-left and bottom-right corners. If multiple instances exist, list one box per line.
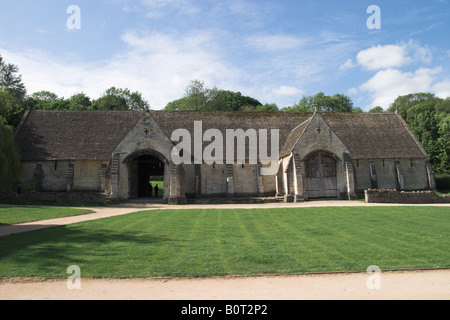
left=0, top=206, right=93, bottom=225
left=0, top=206, right=448, bottom=278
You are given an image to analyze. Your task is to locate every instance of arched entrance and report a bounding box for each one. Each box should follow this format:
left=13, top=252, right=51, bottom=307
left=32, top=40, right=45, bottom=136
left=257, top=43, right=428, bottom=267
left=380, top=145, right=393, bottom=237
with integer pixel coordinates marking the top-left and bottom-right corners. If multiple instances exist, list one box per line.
left=136, top=155, right=164, bottom=198
left=305, top=151, right=338, bottom=198
left=125, top=150, right=167, bottom=200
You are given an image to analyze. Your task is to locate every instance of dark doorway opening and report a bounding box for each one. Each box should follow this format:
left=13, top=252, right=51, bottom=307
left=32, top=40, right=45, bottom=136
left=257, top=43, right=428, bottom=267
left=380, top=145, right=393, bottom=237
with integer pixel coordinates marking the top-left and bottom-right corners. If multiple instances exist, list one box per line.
left=137, top=155, right=164, bottom=198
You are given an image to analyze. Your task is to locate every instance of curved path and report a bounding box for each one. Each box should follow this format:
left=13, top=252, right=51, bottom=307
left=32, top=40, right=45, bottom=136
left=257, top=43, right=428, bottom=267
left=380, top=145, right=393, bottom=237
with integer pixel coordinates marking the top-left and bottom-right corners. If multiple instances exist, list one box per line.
left=1, top=200, right=449, bottom=237
left=1, top=201, right=449, bottom=300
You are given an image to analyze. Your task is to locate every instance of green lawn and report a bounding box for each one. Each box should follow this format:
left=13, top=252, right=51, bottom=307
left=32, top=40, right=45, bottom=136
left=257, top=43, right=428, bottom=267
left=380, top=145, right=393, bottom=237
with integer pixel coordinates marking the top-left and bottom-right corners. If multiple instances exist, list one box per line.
left=0, top=206, right=448, bottom=278
left=0, top=206, right=94, bottom=225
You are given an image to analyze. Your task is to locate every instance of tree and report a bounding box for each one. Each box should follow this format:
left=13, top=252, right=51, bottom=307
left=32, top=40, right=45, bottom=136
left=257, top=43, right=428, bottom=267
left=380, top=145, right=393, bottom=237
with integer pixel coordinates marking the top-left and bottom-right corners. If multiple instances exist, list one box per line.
left=283, top=92, right=355, bottom=112
left=368, top=106, right=385, bottom=113
left=387, top=93, right=435, bottom=118
left=0, top=54, right=27, bottom=128
left=0, top=55, right=26, bottom=103
left=207, top=88, right=262, bottom=111
left=241, top=103, right=279, bottom=112
left=184, top=80, right=209, bottom=111
left=0, top=121, right=21, bottom=191
left=26, top=91, right=72, bottom=110
left=91, top=87, right=150, bottom=111
left=391, top=93, right=450, bottom=174
left=0, top=89, right=12, bottom=119
left=165, top=80, right=263, bottom=112
left=68, top=92, right=92, bottom=110
left=0, top=89, right=20, bottom=191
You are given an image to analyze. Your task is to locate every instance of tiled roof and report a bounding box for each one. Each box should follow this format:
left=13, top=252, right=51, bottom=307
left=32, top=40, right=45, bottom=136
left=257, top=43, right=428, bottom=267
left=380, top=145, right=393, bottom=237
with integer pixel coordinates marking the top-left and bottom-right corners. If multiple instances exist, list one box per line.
left=14, top=110, right=427, bottom=161
left=15, top=110, right=143, bottom=161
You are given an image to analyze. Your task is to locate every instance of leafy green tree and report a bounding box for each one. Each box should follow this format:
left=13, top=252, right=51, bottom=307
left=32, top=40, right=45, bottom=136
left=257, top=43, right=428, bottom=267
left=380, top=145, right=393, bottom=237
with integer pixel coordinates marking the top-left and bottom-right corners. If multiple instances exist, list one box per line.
left=391, top=93, right=449, bottom=173
left=91, top=87, right=150, bottom=111
left=241, top=103, right=279, bottom=112
left=436, top=113, right=450, bottom=174
left=387, top=93, right=435, bottom=118
left=26, top=91, right=72, bottom=110
left=283, top=92, right=354, bottom=112
left=207, top=88, right=262, bottom=111
left=165, top=80, right=263, bottom=112
left=184, top=80, right=209, bottom=111
left=26, top=91, right=93, bottom=111
left=0, top=54, right=27, bottom=128
left=0, top=55, right=26, bottom=103
left=0, top=121, right=21, bottom=191
left=368, top=106, right=385, bottom=113
left=0, top=89, right=12, bottom=120
left=0, top=89, right=21, bottom=191
left=68, top=92, right=92, bottom=110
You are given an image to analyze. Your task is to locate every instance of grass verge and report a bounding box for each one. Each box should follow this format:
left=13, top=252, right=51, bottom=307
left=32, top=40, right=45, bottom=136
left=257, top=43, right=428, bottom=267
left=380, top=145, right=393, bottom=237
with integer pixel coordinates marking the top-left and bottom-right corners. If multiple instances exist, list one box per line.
left=0, top=206, right=94, bottom=225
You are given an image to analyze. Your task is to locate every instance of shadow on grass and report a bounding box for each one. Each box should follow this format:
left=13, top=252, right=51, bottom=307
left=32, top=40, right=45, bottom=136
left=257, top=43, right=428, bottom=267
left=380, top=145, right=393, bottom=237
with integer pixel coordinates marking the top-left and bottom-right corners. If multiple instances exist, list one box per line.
left=0, top=224, right=174, bottom=277
left=0, top=198, right=107, bottom=207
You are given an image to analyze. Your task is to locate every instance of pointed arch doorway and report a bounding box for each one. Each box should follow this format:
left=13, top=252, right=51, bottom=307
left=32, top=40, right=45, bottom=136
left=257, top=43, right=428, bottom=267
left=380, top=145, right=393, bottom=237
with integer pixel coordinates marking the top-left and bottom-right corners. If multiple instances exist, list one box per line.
left=136, top=155, right=164, bottom=198
left=305, top=151, right=338, bottom=198
left=125, top=150, right=167, bottom=200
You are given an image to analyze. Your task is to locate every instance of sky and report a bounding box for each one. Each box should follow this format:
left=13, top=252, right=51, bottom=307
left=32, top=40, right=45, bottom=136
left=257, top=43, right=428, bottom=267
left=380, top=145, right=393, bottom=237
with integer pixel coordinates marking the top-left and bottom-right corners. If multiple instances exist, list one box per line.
left=0, top=0, right=449, bottom=111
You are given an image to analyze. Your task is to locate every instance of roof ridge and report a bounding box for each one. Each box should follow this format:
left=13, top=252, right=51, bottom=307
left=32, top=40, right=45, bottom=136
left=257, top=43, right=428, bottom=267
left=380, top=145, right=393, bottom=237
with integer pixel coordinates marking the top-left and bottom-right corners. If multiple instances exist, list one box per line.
left=280, top=116, right=313, bottom=157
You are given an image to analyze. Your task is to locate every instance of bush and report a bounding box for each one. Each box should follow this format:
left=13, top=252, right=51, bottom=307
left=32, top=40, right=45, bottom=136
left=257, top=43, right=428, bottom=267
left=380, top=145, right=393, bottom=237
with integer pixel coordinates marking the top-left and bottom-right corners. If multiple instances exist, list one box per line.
left=0, top=122, right=21, bottom=191
left=436, top=174, right=450, bottom=191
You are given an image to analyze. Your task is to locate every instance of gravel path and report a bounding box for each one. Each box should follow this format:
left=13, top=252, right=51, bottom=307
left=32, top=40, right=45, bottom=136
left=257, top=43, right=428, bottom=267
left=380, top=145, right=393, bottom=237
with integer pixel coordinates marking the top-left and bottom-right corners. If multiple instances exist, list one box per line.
left=1, top=200, right=449, bottom=237
left=1, top=270, right=449, bottom=300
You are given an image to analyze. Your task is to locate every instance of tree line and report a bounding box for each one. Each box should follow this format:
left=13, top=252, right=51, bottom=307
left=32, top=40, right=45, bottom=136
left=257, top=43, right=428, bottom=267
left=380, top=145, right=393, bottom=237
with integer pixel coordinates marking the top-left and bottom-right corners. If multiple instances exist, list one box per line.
left=0, top=54, right=448, bottom=191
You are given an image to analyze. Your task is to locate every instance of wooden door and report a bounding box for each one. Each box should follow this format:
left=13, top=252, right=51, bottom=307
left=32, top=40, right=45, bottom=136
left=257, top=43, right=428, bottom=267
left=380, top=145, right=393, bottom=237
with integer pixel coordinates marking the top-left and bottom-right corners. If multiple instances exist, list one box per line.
left=306, top=153, right=338, bottom=198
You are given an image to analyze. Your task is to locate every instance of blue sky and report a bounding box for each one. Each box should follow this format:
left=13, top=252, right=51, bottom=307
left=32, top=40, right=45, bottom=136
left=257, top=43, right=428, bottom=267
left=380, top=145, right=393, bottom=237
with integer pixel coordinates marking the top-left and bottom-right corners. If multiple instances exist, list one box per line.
left=0, top=0, right=449, bottom=110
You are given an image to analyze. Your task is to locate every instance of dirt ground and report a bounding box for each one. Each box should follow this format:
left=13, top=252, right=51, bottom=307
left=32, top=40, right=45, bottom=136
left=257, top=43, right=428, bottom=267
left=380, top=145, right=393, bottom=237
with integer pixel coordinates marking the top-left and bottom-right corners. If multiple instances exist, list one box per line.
left=1, top=270, right=449, bottom=300
left=1, top=201, right=449, bottom=300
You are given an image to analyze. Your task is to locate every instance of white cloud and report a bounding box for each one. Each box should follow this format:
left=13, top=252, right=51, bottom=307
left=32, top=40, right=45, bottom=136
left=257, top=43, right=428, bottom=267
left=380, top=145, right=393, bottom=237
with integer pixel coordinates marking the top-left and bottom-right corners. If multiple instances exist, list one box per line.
left=1, top=30, right=243, bottom=109
left=359, top=67, right=442, bottom=108
left=272, top=86, right=303, bottom=97
left=247, top=34, right=307, bottom=51
left=356, top=40, right=432, bottom=71
left=433, top=80, right=450, bottom=99
left=347, top=87, right=358, bottom=95
left=357, top=44, right=409, bottom=71
left=339, top=58, right=356, bottom=71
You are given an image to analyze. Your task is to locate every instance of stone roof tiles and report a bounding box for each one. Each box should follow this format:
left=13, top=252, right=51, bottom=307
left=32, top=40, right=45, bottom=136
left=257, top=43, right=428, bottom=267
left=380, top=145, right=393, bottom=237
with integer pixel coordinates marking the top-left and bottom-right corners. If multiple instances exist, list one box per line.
left=14, top=110, right=428, bottom=161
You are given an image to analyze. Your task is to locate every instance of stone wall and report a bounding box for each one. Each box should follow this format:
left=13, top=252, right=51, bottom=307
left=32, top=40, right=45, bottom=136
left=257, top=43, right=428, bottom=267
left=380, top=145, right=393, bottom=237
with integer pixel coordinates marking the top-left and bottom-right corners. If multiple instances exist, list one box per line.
left=365, top=189, right=450, bottom=204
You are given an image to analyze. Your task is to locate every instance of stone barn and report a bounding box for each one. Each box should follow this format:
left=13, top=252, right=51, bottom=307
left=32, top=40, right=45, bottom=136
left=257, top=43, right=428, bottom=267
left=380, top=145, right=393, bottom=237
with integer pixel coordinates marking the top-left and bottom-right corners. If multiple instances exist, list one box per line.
left=13, top=110, right=436, bottom=204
